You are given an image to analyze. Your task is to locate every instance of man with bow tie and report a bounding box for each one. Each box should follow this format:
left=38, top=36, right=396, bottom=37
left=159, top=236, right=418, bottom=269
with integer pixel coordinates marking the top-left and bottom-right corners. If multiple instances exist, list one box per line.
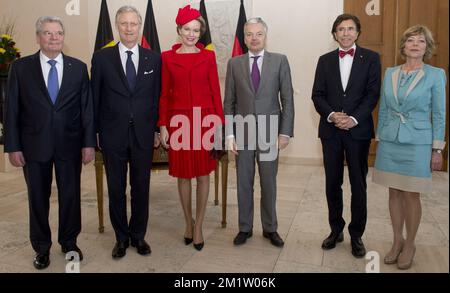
left=311, top=14, right=381, bottom=258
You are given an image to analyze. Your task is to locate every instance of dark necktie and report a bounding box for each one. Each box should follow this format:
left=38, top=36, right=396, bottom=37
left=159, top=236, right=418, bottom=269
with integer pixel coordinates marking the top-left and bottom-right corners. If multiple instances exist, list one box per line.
left=126, top=50, right=137, bottom=90
left=251, top=56, right=261, bottom=91
left=47, top=60, right=59, bottom=104
left=339, top=48, right=355, bottom=58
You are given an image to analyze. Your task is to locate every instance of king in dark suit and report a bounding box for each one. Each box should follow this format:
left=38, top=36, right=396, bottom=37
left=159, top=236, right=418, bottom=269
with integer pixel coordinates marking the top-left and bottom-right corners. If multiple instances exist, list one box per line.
left=312, top=14, right=381, bottom=258
left=91, top=5, right=161, bottom=259
left=4, top=17, right=96, bottom=269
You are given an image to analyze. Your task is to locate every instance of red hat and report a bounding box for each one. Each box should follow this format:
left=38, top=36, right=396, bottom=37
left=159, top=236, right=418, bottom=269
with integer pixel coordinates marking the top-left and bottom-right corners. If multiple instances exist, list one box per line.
left=175, top=5, right=201, bottom=26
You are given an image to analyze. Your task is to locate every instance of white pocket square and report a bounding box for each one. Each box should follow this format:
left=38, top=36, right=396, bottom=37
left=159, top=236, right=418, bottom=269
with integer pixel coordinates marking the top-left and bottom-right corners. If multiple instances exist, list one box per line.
left=144, top=70, right=154, bottom=75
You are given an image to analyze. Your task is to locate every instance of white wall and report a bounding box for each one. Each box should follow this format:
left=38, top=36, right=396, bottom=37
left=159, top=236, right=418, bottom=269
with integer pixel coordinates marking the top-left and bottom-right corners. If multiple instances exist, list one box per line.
left=1, top=0, right=344, bottom=165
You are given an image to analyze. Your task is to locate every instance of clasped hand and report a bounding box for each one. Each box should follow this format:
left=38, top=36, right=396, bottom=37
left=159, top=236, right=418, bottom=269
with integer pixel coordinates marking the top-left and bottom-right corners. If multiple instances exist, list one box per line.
left=331, top=112, right=356, bottom=130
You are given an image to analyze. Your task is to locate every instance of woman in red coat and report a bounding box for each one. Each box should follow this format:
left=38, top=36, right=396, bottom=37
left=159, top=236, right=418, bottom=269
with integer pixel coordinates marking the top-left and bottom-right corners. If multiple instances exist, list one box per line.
left=159, top=5, right=224, bottom=251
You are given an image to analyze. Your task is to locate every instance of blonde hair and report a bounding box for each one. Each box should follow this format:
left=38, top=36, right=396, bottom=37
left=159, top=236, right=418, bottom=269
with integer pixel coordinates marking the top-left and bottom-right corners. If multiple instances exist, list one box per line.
left=176, top=17, right=206, bottom=37
left=400, top=25, right=435, bottom=60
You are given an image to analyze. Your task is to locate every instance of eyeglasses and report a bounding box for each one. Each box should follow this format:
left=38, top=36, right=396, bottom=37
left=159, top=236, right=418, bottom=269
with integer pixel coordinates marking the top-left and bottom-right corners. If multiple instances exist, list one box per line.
left=41, top=31, right=64, bottom=38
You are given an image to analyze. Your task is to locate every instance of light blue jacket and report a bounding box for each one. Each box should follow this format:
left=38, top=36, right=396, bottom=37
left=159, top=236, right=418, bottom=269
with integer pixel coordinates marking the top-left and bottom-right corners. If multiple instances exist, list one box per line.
left=376, top=64, right=446, bottom=149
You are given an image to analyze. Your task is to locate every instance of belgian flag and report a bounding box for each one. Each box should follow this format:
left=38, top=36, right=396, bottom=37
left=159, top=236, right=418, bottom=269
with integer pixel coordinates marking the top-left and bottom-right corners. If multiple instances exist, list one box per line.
left=232, top=0, right=248, bottom=57
left=141, top=0, right=161, bottom=54
left=199, top=0, right=214, bottom=51
left=94, top=0, right=115, bottom=52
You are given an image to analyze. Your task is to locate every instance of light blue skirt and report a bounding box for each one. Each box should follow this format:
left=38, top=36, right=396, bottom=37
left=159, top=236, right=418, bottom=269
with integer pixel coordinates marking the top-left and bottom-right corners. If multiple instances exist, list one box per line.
left=373, top=140, right=432, bottom=193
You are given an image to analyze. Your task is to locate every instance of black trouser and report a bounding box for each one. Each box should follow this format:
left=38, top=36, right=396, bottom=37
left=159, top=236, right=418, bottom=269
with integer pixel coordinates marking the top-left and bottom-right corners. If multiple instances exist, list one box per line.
left=321, top=130, right=371, bottom=239
left=23, top=156, right=82, bottom=254
left=102, top=126, right=153, bottom=242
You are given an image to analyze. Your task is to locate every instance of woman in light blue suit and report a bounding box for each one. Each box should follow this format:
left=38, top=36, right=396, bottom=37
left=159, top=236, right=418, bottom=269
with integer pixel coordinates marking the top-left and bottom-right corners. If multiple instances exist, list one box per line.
left=373, top=25, right=446, bottom=270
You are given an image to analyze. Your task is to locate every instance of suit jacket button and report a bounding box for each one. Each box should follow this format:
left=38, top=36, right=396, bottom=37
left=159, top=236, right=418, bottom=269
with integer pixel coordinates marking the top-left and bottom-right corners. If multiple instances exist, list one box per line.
left=343, top=94, right=347, bottom=97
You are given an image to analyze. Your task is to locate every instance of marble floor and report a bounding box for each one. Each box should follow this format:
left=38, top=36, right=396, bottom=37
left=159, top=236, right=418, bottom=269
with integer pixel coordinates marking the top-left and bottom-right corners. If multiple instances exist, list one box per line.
left=0, top=161, right=448, bottom=273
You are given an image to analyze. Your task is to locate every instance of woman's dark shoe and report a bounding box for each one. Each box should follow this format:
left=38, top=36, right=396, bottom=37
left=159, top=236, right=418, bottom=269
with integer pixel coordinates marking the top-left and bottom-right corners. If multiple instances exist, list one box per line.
left=184, top=237, right=193, bottom=245
left=193, top=242, right=204, bottom=251
left=192, top=221, right=204, bottom=250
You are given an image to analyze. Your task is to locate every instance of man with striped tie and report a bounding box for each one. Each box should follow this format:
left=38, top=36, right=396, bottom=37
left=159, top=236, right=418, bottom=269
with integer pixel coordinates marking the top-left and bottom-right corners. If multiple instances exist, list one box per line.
left=4, top=16, right=95, bottom=270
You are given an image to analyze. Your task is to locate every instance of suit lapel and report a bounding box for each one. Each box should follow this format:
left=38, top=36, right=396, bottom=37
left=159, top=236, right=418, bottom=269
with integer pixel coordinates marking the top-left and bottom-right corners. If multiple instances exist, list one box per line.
left=241, top=53, right=253, bottom=93
left=135, top=46, right=148, bottom=89
left=257, top=52, right=271, bottom=95
left=390, top=66, right=424, bottom=106
left=391, top=67, right=400, bottom=105
left=33, top=51, right=54, bottom=106
left=54, top=54, right=71, bottom=108
left=331, top=49, right=345, bottom=93
left=345, top=46, right=363, bottom=92
left=405, top=69, right=425, bottom=100
left=112, top=45, right=132, bottom=93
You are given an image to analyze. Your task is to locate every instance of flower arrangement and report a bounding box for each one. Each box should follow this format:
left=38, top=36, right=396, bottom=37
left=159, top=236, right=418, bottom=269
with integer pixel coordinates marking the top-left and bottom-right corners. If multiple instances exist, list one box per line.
left=0, top=18, right=20, bottom=76
left=0, top=34, right=20, bottom=76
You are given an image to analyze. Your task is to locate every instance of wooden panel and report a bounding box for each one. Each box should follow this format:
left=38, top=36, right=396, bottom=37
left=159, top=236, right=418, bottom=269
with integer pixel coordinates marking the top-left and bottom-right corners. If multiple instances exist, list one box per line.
left=408, top=0, right=438, bottom=31
left=345, top=0, right=384, bottom=44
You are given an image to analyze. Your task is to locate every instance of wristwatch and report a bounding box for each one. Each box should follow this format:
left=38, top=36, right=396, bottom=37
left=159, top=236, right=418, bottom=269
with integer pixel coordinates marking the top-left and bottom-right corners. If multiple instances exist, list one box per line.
left=433, top=149, right=443, bottom=154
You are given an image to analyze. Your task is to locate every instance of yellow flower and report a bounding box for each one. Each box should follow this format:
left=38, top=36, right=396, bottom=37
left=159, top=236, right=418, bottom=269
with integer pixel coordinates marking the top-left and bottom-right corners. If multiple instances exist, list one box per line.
left=0, top=48, right=6, bottom=54
left=1, top=34, right=12, bottom=40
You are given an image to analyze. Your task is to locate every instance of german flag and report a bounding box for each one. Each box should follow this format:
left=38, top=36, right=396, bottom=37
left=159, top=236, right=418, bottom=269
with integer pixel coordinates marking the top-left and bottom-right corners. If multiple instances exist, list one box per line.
left=94, top=0, right=115, bottom=51
left=232, top=0, right=248, bottom=57
left=141, top=0, right=161, bottom=54
left=199, top=0, right=214, bottom=51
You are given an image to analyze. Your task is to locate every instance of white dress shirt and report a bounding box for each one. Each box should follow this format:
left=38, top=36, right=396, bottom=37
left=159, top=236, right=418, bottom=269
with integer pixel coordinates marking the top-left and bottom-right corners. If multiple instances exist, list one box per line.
left=40, top=51, right=63, bottom=89
left=339, top=44, right=356, bottom=91
left=327, top=44, right=358, bottom=125
left=118, top=42, right=139, bottom=75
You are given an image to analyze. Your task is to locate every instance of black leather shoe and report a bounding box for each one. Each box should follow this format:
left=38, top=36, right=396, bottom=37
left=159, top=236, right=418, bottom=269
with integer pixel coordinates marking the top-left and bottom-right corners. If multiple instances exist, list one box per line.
left=62, top=245, right=83, bottom=261
left=263, top=231, right=284, bottom=247
left=112, top=241, right=129, bottom=259
left=351, top=237, right=366, bottom=258
left=33, top=252, right=50, bottom=270
left=184, top=237, right=193, bottom=245
left=233, top=230, right=253, bottom=245
left=131, top=239, right=151, bottom=255
left=193, top=242, right=204, bottom=251
left=321, top=231, right=344, bottom=250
